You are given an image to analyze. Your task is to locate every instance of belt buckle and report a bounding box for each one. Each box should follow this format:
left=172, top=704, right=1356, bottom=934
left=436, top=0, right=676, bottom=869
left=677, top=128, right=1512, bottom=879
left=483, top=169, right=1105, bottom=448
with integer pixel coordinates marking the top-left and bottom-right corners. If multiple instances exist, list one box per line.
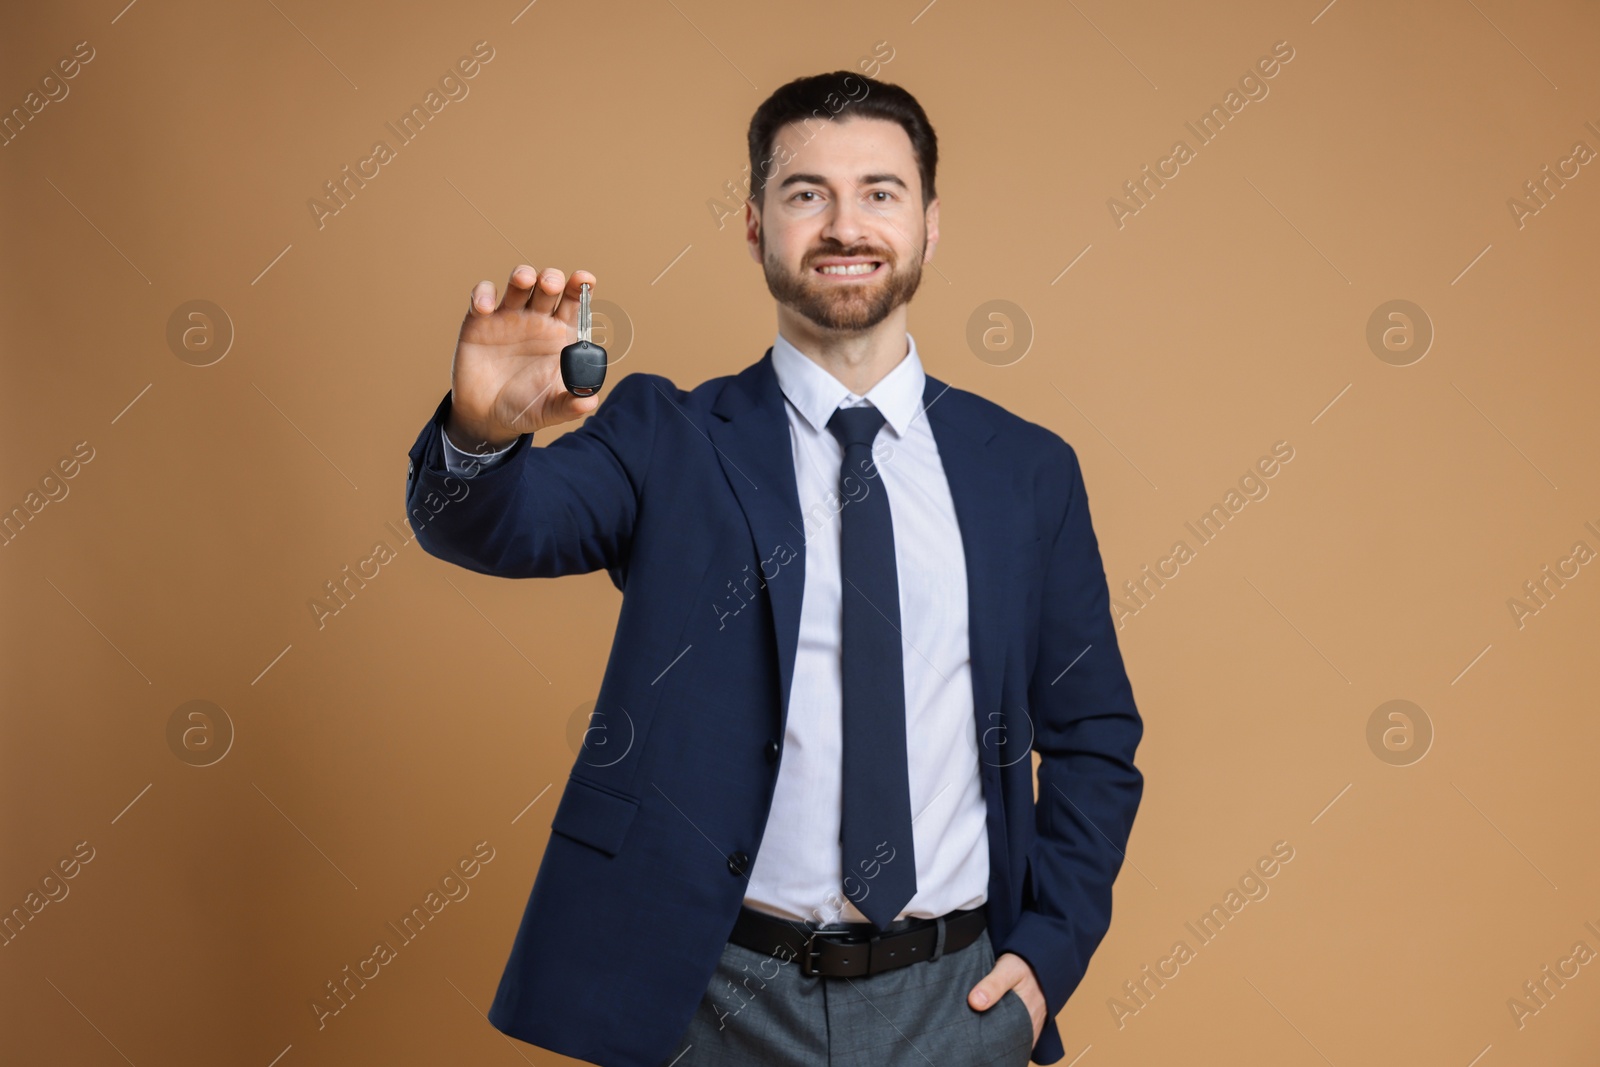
left=799, top=928, right=827, bottom=978
left=799, top=927, right=873, bottom=978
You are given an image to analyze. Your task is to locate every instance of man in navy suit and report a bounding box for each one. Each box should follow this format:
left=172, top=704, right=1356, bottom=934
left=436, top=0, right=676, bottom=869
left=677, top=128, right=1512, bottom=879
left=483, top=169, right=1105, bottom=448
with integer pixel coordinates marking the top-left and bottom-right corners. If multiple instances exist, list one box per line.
left=405, top=71, right=1143, bottom=1067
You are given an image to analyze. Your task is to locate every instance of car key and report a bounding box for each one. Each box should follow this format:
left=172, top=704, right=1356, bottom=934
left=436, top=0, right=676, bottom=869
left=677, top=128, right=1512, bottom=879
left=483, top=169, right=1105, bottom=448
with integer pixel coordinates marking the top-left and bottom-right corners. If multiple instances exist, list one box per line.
left=560, top=282, right=608, bottom=398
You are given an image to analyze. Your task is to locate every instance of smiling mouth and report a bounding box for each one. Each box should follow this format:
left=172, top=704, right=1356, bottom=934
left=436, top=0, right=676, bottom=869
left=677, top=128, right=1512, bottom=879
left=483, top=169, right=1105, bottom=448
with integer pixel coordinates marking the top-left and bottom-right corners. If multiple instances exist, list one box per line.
left=813, top=261, right=884, bottom=278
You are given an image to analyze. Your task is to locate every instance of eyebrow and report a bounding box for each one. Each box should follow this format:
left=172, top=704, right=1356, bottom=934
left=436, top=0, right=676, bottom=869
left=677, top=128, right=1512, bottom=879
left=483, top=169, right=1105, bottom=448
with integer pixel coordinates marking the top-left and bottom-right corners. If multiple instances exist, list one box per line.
left=777, top=172, right=909, bottom=191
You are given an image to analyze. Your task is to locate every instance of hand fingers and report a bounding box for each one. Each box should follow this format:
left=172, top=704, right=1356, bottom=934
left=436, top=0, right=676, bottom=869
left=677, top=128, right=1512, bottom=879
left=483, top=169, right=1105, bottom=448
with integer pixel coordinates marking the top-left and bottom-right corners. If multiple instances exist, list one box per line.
left=546, top=389, right=601, bottom=431
left=529, top=267, right=566, bottom=316
left=553, top=270, right=598, bottom=329
left=564, top=392, right=601, bottom=420
left=468, top=279, right=498, bottom=316
left=501, top=264, right=539, bottom=310
left=968, top=959, right=1026, bottom=1011
left=518, top=374, right=599, bottom=431
left=469, top=267, right=594, bottom=325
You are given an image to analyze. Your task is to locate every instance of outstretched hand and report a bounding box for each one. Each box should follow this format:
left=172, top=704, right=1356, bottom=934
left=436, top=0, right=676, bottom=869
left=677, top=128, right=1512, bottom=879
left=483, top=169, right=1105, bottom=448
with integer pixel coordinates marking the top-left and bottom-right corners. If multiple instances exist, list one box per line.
left=445, top=264, right=602, bottom=453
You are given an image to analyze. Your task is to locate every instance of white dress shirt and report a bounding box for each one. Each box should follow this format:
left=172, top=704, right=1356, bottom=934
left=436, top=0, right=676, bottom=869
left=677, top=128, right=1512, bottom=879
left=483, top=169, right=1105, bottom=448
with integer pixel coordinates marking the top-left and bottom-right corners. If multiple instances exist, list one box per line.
left=441, top=333, right=989, bottom=927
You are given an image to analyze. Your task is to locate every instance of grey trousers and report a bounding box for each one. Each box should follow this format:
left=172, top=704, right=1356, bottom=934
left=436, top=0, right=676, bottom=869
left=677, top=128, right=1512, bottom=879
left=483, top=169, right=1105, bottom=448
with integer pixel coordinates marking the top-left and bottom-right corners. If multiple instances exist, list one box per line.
left=660, top=925, right=1036, bottom=1067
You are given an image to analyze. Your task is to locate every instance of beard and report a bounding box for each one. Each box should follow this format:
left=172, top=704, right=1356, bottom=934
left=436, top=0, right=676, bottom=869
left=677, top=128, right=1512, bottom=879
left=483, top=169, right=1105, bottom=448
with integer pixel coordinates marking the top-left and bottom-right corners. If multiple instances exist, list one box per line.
left=761, top=232, right=925, bottom=332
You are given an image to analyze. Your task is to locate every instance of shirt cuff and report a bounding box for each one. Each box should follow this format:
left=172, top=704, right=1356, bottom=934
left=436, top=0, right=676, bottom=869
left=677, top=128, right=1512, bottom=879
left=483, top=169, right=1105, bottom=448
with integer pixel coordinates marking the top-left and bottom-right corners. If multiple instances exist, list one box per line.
left=441, top=424, right=523, bottom=477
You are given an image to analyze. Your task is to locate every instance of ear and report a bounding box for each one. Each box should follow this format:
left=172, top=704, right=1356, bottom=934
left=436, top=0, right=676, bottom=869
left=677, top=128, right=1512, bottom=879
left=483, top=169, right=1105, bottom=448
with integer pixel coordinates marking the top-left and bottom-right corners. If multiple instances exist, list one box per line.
left=922, top=196, right=941, bottom=263
left=744, top=197, right=763, bottom=264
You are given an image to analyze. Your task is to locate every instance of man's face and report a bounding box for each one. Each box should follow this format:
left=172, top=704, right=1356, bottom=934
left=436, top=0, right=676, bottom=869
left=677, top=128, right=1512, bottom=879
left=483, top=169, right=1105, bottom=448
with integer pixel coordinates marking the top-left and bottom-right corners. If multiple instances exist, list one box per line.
left=746, top=116, right=939, bottom=333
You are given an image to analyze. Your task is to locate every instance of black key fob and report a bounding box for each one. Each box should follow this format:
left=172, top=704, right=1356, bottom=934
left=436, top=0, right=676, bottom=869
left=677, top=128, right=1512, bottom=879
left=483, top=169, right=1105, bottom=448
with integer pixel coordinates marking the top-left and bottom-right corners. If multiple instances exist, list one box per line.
left=560, top=340, right=607, bottom=397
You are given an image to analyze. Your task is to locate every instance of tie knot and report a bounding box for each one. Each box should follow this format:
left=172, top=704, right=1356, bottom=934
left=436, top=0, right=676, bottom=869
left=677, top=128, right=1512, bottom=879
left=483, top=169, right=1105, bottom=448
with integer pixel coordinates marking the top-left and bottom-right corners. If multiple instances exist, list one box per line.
left=827, top=405, right=887, bottom=450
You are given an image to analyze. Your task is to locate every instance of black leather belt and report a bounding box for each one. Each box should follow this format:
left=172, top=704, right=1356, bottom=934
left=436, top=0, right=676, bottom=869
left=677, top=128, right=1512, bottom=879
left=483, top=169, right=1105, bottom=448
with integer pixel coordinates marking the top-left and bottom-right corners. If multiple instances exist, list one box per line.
left=730, top=903, right=987, bottom=978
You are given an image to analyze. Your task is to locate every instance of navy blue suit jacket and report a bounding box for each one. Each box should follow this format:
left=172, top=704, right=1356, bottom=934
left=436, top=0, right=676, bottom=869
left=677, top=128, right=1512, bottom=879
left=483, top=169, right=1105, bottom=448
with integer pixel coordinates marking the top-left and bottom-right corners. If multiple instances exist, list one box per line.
left=404, top=348, right=1144, bottom=1067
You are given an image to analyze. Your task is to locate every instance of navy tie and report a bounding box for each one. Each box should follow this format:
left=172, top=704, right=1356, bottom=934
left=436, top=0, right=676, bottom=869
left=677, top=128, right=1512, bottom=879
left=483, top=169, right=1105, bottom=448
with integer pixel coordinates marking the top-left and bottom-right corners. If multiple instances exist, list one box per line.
left=826, top=404, right=917, bottom=931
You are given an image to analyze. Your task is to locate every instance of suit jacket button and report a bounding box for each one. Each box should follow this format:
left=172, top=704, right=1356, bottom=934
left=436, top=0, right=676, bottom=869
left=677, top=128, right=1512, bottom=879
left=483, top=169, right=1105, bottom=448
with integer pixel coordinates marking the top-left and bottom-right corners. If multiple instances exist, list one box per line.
left=764, top=739, right=780, bottom=763
left=727, top=850, right=749, bottom=876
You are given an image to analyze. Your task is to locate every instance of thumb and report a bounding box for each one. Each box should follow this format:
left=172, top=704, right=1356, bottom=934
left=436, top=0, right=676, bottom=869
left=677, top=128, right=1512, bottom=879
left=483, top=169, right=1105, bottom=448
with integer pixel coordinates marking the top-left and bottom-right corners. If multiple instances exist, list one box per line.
left=967, top=966, right=1011, bottom=1011
left=561, top=392, right=602, bottom=422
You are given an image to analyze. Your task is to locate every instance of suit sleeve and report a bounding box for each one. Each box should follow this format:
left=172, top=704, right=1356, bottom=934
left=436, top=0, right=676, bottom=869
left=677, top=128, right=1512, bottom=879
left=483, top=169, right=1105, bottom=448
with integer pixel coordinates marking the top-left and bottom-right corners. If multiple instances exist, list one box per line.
left=994, top=437, right=1145, bottom=1018
left=403, top=371, right=660, bottom=580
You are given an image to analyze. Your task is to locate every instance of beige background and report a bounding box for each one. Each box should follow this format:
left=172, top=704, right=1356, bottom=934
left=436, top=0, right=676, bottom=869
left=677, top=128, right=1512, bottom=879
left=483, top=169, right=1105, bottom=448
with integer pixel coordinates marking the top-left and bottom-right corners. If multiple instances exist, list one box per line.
left=3, top=0, right=1598, bottom=1064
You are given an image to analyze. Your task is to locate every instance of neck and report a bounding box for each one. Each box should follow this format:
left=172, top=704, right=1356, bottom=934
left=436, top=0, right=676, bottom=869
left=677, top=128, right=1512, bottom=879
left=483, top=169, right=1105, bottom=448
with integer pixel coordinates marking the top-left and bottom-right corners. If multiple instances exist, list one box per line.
left=775, top=303, right=910, bottom=396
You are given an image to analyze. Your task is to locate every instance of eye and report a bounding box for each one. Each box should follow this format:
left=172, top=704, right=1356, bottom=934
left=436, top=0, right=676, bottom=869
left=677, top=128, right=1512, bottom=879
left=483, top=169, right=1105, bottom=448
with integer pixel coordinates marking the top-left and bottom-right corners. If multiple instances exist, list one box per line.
left=792, top=190, right=820, bottom=202
left=869, top=190, right=892, bottom=201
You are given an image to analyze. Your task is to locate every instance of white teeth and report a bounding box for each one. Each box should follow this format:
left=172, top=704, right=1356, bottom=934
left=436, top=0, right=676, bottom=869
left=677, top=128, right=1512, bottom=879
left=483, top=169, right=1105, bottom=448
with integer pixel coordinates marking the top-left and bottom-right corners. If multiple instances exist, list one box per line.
left=818, top=263, right=878, bottom=275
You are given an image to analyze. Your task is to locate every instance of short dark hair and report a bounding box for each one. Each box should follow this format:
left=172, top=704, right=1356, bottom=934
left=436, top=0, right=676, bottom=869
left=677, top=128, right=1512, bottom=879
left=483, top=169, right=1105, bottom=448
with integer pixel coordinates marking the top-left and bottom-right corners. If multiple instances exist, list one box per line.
left=746, top=71, right=938, bottom=210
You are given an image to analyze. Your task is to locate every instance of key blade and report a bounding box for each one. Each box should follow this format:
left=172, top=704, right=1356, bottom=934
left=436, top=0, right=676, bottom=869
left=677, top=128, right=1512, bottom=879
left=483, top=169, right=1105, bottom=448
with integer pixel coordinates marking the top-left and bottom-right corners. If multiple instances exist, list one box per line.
left=578, top=282, right=591, bottom=343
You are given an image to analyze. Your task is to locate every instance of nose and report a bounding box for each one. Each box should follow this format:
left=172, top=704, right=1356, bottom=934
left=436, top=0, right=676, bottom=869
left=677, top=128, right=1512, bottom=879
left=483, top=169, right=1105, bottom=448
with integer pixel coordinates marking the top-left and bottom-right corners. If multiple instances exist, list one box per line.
left=821, top=191, right=868, bottom=248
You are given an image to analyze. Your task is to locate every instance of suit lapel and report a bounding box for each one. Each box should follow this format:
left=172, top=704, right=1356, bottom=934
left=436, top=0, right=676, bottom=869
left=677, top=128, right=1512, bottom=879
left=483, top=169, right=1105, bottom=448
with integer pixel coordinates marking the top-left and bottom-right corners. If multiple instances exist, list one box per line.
left=707, top=349, right=1008, bottom=736
left=708, top=350, right=810, bottom=731
left=919, top=372, right=1007, bottom=732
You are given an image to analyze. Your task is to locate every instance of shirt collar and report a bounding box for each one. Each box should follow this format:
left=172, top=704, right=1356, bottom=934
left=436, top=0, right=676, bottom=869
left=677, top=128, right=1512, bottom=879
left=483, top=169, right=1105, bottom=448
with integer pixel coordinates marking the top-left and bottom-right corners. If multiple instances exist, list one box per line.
left=769, top=330, right=925, bottom=438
